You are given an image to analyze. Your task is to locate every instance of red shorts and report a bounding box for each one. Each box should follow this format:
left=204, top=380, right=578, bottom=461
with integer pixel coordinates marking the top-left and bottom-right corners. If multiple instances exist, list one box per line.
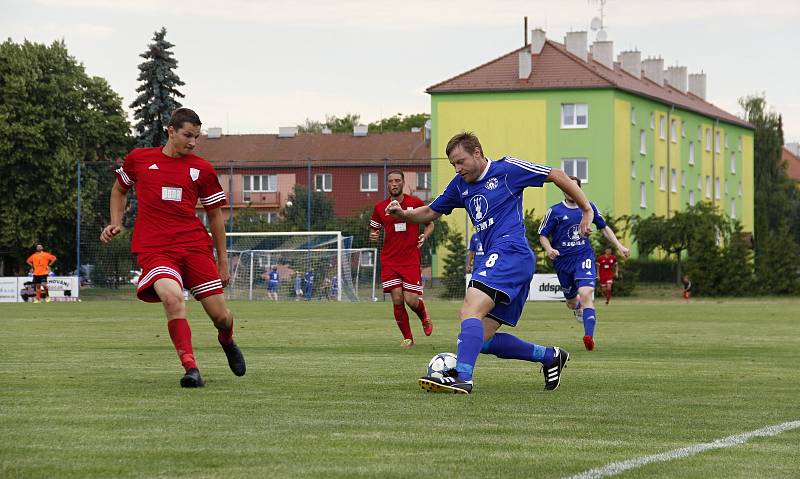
left=381, top=263, right=423, bottom=295
left=599, top=276, right=614, bottom=286
left=135, top=247, right=223, bottom=303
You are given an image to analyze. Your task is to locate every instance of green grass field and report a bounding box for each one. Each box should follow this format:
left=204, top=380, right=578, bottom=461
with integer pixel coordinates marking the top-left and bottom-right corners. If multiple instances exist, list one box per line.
left=1, top=297, right=799, bottom=478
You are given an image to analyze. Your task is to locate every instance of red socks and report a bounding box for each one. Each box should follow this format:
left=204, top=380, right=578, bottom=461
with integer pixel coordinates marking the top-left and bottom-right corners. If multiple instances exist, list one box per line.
left=167, top=318, right=197, bottom=371
left=393, top=304, right=413, bottom=340
left=410, top=298, right=429, bottom=321
left=217, top=318, right=234, bottom=346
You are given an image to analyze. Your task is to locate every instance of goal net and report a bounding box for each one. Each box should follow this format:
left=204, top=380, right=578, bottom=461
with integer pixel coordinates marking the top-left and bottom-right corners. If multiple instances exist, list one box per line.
left=225, top=231, right=377, bottom=302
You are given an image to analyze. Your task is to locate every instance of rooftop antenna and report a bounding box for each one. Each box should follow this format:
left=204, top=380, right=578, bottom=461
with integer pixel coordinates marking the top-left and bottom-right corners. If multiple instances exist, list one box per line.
left=589, top=0, right=608, bottom=41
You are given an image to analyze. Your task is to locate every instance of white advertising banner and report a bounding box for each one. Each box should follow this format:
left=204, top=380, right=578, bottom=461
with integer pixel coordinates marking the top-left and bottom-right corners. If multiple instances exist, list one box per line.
left=0, top=276, right=80, bottom=302
left=465, top=273, right=565, bottom=301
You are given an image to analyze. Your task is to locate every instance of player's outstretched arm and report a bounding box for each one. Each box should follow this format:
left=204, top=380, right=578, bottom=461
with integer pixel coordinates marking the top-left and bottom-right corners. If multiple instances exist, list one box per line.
left=601, top=226, right=630, bottom=258
left=207, top=207, right=230, bottom=287
left=546, top=168, right=593, bottom=236
left=539, top=235, right=560, bottom=260
left=100, top=182, right=128, bottom=243
left=385, top=202, right=442, bottom=224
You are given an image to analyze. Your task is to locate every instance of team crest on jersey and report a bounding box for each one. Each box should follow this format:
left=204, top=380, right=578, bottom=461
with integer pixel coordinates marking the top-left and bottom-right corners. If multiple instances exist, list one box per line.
left=189, top=168, right=200, bottom=182
left=485, top=177, right=498, bottom=190
left=568, top=224, right=581, bottom=240
left=470, top=195, right=489, bottom=221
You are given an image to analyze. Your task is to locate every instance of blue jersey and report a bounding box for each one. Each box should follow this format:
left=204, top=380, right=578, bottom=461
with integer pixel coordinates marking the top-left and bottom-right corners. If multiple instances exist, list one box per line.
left=430, top=157, right=551, bottom=251
left=468, top=233, right=485, bottom=256
left=538, top=200, right=606, bottom=258
left=268, top=271, right=279, bottom=283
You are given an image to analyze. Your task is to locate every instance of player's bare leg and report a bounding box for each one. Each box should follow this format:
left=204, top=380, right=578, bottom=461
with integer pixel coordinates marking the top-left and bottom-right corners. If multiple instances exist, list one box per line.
left=404, top=291, right=432, bottom=336
left=154, top=278, right=203, bottom=387
left=201, top=294, right=246, bottom=376
left=565, top=296, right=582, bottom=323
left=577, top=286, right=596, bottom=351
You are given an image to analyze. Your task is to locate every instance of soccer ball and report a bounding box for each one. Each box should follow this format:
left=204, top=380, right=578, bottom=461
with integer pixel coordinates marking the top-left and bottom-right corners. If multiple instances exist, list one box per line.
left=427, top=352, right=457, bottom=378
left=285, top=200, right=293, bottom=207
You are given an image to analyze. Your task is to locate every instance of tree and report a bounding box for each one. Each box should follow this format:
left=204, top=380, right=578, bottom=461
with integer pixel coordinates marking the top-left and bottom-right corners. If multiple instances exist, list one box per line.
left=368, top=113, right=429, bottom=133
left=0, top=39, right=132, bottom=274
left=297, top=114, right=361, bottom=134
left=130, top=27, right=185, bottom=147
left=439, top=230, right=466, bottom=299
left=232, top=206, right=282, bottom=233
left=298, top=112, right=430, bottom=134
left=282, top=185, right=336, bottom=231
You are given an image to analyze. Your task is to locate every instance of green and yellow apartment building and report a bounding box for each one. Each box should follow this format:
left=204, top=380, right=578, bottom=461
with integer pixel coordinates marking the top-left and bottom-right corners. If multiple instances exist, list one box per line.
left=428, top=30, right=753, bottom=273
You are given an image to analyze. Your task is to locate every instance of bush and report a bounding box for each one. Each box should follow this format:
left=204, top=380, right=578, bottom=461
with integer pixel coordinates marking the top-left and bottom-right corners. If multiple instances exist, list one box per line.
left=439, top=230, right=466, bottom=299
left=626, top=259, right=677, bottom=283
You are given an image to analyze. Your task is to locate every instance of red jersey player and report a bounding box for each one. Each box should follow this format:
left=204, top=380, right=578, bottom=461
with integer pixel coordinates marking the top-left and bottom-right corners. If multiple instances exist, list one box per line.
left=100, top=108, right=245, bottom=388
left=370, top=170, right=435, bottom=347
left=596, top=247, right=618, bottom=305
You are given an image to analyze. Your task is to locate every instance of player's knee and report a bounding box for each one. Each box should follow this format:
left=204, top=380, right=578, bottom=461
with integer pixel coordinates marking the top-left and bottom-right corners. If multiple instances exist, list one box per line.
left=161, top=292, right=185, bottom=314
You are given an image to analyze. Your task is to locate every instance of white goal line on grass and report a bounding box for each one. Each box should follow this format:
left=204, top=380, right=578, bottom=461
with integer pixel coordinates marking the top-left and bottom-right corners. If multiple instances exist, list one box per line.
left=563, top=419, right=800, bottom=479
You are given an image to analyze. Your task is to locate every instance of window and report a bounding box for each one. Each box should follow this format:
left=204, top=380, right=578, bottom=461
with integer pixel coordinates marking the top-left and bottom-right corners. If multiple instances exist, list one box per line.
left=714, top=177, right=721, bottom=199
left=659, top=167, right=666, bottom=191
left=738, top=182, right=743, bottom=197
left=659, top=116, right=666, bottom=140
left=706, top=128, right=711, bottom=151
left=314, top=173, right=332, bottom=192
left=264, top=212, right=278, bottom=224
left=697, top=176, right=702, bottom=190
left=724, top=179, right=729, bottom=196
left=244, top=174, right=277, bottom=193
left=650, top=112, right=655, bottom=129
left=670, top=168, right=677, bottom=192
left=689, top=189, right=696, bottom=206
left=730, top=152, right=736, bottom=174
left=561, top=103, right=588, bottom=128
left=631, top=161, right=636, bottom=179
left=681, top=170, right=686, bottom=188
left=631, top=106, right=636, bottom=125
left=360, top=172, right=378, bottom=192
left=417, top=172, right=431, bottom=190
left=640, top=130, right=647, bottom=155
left=731, top=201, right=736, bottom=219
left=561, top=158, right=588, bottom=182
left=681, top=121, right=686, bottom=138
left=670, top=119, right=677, bottom=142
left=697, top=126, right=702, bottom=140
left=650, top=165, right=655, bottom=182
left=705, top=176, right=711, bottom=198
left=725, top=133, right=729, bottom=149
left=360, top=250, right=374, bottom=267
left=640, top=182, right=647, bottom=208
left=715, top=131, right=721, bottom=153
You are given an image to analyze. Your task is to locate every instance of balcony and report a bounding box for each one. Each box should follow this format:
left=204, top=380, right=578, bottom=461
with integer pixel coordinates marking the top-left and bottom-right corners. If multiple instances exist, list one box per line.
left=243, top=191, right=281, bottom=206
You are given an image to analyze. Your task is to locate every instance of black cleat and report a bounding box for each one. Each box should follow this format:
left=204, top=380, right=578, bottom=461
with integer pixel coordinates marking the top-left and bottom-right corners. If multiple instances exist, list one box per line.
left=180, top=368, right=205, bottom=388
left=542, top=347, right=569, bottom=391
left=418, top=375, right=473, bottom=394
left=221, top=341, right=246, bottom=376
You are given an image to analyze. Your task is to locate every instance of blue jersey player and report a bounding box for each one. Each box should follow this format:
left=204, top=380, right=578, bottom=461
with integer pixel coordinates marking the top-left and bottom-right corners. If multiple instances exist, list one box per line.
left=538, top=176, right=630, bottom=351
left=386, top=132, right=594, bottom=394
left=266, top=266, right=279, bottom=301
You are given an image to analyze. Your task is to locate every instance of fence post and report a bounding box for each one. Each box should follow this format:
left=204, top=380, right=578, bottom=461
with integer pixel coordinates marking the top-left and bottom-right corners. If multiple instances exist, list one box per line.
left=76, top=159, right=82, bottom=280
left=228, top=161, right=234, bottom=252
left=307, top=157, right=312, bottom=232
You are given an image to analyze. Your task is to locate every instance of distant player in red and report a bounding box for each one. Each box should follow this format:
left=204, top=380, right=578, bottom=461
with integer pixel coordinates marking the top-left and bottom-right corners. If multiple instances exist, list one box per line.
left=100, top=108, right=245, bottom=388
left=596, top=247, right=618, bottom=305
left=370, top=170, right=434, bottom=347
left=682, top=275, right=692, bottom=302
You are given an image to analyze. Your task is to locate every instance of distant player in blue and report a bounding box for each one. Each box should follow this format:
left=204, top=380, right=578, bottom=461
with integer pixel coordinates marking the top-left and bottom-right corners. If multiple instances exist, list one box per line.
left=303, top=270, right=315, bottom=301
left=266, top=266, right=279, bottom=301
left=466, top=231, right=484, bottom=274
left=387, top=131, right=594, bottom=394
left=538, top=176, right=630, bottom=351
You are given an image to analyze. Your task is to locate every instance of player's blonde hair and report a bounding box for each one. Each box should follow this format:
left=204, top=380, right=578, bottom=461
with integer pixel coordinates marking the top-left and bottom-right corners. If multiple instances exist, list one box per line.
left=445, top=131, right=483, bottom=158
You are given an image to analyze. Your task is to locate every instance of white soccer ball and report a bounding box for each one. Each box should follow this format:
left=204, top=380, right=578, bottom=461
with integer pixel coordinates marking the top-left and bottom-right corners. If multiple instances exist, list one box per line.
left=285, top=200, right=293, bottom=207
left=427, top=352, right=457, bottom=378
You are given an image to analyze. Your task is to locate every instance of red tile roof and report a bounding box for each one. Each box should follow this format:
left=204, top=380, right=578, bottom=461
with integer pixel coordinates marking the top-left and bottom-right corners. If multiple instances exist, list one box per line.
left=782, top=146, right=800, bottom=182
left=428, top=40, right=751, bottom=129
left=192, top=131, right=431, bottom=166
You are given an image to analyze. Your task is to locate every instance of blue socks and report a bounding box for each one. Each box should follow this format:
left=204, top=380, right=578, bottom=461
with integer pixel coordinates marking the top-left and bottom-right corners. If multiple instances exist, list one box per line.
left=583, top=307, right=596, bottom=337
left=455, top=318, right=484, bottom=381
left=481, top=333, right=554, bottom=363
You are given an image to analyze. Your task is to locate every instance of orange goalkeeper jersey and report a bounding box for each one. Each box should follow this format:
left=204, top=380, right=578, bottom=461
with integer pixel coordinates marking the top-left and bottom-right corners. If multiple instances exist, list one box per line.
left=27, top=252, right=56, bottom=275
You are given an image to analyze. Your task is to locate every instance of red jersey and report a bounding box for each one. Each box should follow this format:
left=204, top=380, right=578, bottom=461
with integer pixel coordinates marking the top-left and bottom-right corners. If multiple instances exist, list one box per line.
left=370, top=195, right=426, bottom=267
left=115, top=147, right=226, bottom=253
left=597, top=254, right=617, bottom=280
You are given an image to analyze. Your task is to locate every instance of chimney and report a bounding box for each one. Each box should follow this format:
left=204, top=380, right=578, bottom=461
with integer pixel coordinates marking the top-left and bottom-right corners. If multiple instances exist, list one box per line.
left=424, top=119, right=431, bottom=145
left=592, top=41, right=614, bottom=70
left=353, top=124, right=368, bottom=137
left=530, top=28, right=546, bottom=55
left=665, top=65, right=688, bottom=93
left=617, top=50, right=641, bottom=78
left=207, top=127, right=222, bottom=139
left=518, top=49, right=532, bottom=79
left=642, top=57, right=664, bottom=85
left=564, top=31, right=588, bottom=62
left=688, top=72, right=707, bottom=100
left=278, top=126, right=298, bottom=138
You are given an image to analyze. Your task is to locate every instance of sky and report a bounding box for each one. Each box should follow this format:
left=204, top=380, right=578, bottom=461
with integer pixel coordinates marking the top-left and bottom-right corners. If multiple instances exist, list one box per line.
left=4, top=0, right=800, bottom=142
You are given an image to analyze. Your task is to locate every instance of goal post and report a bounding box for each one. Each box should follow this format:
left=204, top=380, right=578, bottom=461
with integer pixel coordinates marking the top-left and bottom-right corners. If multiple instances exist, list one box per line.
left=224, top=231, right=377, bottom=302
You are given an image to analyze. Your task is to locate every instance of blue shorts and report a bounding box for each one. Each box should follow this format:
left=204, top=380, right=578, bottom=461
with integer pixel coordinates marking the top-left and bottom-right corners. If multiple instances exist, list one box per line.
left=470, top=240, right=535, bottom=327
left=554, top=252, right=597, bottom=300
left=267, top=281, right=278, bottom=292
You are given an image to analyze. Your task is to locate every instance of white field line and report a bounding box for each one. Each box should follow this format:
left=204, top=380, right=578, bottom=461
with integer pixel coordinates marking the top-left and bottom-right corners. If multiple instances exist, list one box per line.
left=563, top=420, right=800, bottom=479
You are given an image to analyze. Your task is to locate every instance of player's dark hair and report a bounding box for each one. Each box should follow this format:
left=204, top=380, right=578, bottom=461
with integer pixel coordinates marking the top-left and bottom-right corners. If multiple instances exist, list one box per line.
left=568, top=175, right=582, bottom=188
left=386, top=169, right=404, bottom=180
left=168, top=108, right=202, bottom=130
left=446, top=131, right=483, bottom=158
